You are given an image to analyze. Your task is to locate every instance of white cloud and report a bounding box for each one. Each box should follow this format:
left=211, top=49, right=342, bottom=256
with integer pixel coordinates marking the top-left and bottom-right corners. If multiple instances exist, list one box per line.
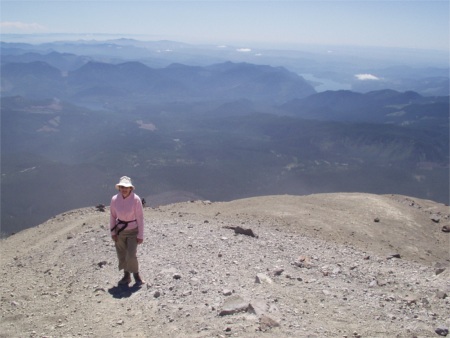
left=355, top=73, right=380, bottom=81
left=236, top=48, right=252, bottom=52
left=0, top=21, right=46, bottom=33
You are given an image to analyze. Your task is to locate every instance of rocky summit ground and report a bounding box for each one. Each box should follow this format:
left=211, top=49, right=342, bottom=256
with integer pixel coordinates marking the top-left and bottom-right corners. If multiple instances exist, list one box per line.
left=1, top=192, right=449, bottom=338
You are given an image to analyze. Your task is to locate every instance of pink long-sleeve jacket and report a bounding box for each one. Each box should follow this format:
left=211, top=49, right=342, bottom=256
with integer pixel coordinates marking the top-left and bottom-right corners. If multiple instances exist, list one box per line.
left=109, top=192, right=144, bottom=239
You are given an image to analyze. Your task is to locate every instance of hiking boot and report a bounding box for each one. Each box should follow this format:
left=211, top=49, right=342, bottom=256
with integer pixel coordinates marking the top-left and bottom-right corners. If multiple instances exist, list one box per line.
left=118, top=271, right=131, bottom=285
left=133, top=272, right=145, bottom=286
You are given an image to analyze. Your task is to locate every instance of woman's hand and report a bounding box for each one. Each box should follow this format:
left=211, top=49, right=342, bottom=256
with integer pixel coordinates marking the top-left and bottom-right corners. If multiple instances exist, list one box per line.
left=137, top=238, right=143, bottom=245
left=112, top=235, right=118, bottom=242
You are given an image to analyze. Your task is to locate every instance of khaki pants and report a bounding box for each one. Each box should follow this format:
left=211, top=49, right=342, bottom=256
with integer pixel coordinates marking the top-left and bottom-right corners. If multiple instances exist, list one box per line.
left=115, top=228, right=139, bottom=273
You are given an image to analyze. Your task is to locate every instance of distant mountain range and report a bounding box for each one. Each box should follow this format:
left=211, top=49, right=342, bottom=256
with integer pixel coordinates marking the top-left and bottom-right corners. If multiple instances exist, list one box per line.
left=1, top=39, right=449, bottom=236
left=1, top=60, right=315, bottom=105
left=2, top=39, right=449, bottom=96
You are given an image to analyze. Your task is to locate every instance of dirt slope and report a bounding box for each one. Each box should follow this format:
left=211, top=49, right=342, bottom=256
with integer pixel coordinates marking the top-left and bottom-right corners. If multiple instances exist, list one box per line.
left=1, top=193, right=449, bottom=338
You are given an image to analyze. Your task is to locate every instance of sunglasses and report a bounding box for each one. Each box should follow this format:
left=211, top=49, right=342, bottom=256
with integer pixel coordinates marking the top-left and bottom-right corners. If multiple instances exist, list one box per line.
left=119, top=186, right=132, bottom=189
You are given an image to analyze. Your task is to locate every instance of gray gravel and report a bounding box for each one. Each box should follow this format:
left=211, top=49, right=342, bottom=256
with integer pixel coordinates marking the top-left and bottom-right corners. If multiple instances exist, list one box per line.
left=1, top=193, right=449, bottom=337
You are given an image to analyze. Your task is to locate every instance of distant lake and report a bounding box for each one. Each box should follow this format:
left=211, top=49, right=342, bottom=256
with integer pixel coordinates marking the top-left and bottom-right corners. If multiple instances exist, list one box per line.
left=300, top=73, right=351, bottom=92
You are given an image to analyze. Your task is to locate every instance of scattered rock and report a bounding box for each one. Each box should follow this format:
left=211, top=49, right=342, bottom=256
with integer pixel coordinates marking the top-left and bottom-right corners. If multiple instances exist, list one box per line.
left=435, top=268, right=446, bottom=275
left=247, top=299, right=269, bottom=316
left=435, top=290, right=447, bottom=299
left=273, top=268, right=284, bottom=276
left=404, top=296, right=417, bottom=305
left=441, top=225, right=450, bottom=233
left=435, top=326, right=449, bottom=336
left=259, top=314, right=280, bottom=331
left=255, top=273, right=273, bottom=284
left=218, top=295, right=250, bottom=316
left=293, top=255, right=314, bottom=268
left=387, top=253, right=401, bottom=260
left=222, top=289, right=233, bottom=296
left=97, top=261, right=107, bottom=268
left=430, top=214, right=441, bottom=223
left=1, top=194, right=449, bottom=337
left=223, top=225, right=257, bottom=238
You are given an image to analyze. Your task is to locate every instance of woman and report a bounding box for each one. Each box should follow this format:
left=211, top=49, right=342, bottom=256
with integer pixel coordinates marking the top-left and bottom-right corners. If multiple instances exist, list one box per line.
left=110, top=176, right=145, bottom=286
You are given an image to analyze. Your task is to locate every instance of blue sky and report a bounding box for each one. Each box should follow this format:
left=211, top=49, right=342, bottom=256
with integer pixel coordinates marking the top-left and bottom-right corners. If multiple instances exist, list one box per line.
left=1, top=1, right=449, bottom=51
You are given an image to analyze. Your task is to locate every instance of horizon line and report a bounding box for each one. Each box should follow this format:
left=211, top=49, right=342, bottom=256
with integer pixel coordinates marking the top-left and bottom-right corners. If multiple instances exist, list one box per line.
left=1, top=33, right=449, bottom=54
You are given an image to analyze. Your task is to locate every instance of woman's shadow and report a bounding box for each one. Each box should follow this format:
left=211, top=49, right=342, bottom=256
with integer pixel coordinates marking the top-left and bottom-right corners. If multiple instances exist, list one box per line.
left=108, top=283, right=143, bottom=299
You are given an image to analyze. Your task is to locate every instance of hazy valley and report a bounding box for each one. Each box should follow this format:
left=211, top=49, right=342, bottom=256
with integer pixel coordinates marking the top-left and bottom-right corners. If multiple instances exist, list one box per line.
left=1, top=39, right=449, bottom=236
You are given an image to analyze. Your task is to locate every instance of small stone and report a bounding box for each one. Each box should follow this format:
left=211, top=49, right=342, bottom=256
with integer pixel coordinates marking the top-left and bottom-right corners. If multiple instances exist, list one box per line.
left=97, top=261, right=107, bottom=268
left=377, top=280, right=387, bottom=286
left=233, top=226, right=257, bottom=237
left=387, top=253, right=401, bottom=260
left=255, top=273, right=273, bottom=284
left=259, top=314, right=280, bottom=331
left=273, top=268, right=284, bottom=276
left=222, top=289, right=232, bottom=296
left=435, top=326, right=449, bottom=336
left=294, top=255, right=313, bottom=268
left=436, top=290, right=448, bottom=299
left=435, top=268, right=446, bottom=275
left=219, top=295, right=249, bottom=316
left=404, top=296, right=417, bottom=305
left=431, top=215, right=441, bottom=223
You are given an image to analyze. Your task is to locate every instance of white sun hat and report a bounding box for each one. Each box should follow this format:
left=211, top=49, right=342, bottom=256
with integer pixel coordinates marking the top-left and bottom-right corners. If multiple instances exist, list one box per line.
left=115, top=176, right=135, bottom=190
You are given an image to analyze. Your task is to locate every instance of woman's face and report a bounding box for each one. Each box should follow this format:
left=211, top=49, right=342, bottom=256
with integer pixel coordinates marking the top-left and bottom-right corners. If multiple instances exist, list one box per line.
left=119, top=186, right=132, bottom=198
